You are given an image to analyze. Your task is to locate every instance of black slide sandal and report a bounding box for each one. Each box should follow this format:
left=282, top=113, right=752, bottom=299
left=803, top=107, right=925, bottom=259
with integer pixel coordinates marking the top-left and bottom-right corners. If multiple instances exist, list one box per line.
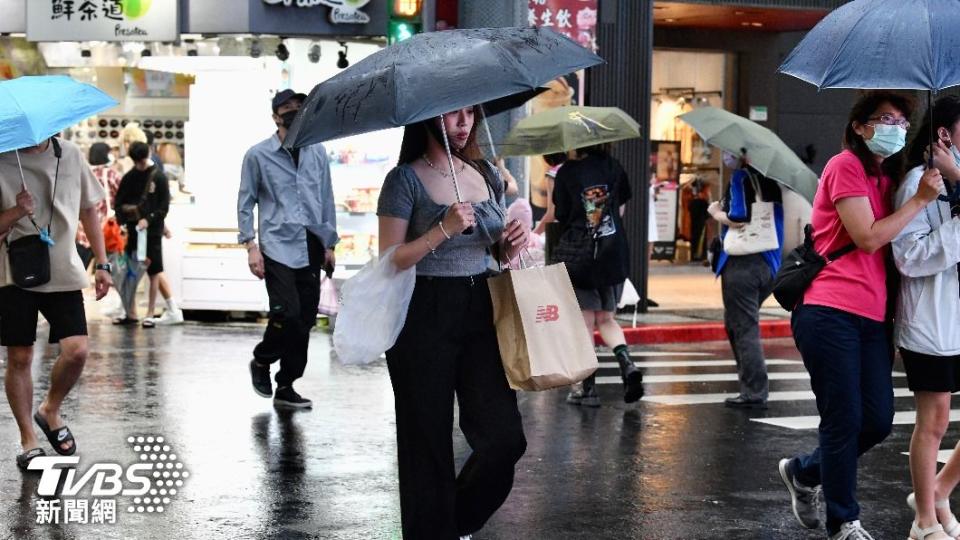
left=34, top=412, right=76, bottom=456
left=17, top=448, right=46, bottom=471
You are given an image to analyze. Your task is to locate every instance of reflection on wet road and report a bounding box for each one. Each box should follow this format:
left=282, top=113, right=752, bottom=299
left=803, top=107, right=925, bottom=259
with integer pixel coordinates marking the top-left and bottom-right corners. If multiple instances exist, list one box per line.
left=0, top=325, right=932, bottom=539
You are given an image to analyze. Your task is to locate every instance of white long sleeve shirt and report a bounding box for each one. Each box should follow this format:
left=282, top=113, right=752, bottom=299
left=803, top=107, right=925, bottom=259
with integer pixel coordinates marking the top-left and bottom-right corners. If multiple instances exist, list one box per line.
left=893, top=165, right=960, bottom=356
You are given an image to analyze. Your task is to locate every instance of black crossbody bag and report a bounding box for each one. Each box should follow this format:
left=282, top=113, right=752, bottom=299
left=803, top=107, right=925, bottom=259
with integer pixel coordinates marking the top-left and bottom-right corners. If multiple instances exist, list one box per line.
left=5, top=138, right=61, bottom=288
left=772, top=224, right=856, bottom=311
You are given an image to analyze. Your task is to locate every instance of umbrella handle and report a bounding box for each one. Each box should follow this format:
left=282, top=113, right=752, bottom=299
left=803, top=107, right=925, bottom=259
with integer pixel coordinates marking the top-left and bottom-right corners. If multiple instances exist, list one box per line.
left=439, top=112, right=474, bottom=235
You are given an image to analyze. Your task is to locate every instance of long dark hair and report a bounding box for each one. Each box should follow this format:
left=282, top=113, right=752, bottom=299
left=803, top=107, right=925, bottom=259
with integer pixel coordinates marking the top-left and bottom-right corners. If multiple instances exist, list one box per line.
left=906, top=95, right=960, bottom=171
left=843, top=90, right=914, bottom=183
left=398, top=105, right=484, bottom=174
left=575, top=142, right=612, bottom=159
left=88, top=142, right=111, bottom=166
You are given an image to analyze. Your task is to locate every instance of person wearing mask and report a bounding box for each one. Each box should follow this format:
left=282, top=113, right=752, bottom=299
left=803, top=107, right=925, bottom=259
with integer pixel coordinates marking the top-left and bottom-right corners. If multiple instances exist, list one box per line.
left=238, top=89, right=338, bottom=410
left=778, top=91, right=943, bottom=540
left=894, top=95, right=960, bottom=540
left=114, top=142, right=179, bottom=328
left=0, top=137, right=113, bottom=469
left=553, top=144, right=643, bottom=407
left=708, top=151, right=784, bottom=409
left=378, top=105, right=528, bottom=539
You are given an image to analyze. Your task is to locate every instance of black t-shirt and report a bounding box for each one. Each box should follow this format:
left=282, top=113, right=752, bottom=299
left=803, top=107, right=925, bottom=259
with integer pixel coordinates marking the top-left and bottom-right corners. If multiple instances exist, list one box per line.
left=114, top=165, right=170, bottom=240
left=553, top=153, right=633, bottom=288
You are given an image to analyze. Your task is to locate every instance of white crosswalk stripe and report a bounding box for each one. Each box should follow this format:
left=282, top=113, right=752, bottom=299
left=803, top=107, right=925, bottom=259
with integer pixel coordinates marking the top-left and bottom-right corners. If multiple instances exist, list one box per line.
left=901, top=450, right=954, bottom=464
left=753, top=409, right=960, bottom=430
left=643, top=388, right=914, bottom=406
left=598, top=359, right=800, bottom=369
left=596, top=371, right=905, bottom=385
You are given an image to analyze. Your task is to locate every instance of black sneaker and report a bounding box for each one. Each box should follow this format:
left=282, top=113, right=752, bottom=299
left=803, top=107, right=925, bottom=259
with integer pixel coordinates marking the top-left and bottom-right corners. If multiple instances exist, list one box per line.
left=249, top=360, right=272, bottom=398
left=274, top=386, right=313, bottom=409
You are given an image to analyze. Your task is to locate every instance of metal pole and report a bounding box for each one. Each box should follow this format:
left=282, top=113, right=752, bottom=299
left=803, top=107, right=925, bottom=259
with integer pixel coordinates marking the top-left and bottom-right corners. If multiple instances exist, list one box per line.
left=438, top=113, right=464, bottom=203
left=479, top=107, right=498, bottom=161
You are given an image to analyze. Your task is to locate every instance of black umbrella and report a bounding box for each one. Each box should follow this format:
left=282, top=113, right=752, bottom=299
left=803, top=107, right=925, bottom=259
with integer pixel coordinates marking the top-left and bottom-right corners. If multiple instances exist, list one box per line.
left=286, top=27, right=601, bottom=149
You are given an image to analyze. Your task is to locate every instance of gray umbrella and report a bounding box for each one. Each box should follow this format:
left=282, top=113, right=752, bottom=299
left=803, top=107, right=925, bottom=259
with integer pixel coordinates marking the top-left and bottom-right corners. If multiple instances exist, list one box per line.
left=285, top=27, right=602, bottom=149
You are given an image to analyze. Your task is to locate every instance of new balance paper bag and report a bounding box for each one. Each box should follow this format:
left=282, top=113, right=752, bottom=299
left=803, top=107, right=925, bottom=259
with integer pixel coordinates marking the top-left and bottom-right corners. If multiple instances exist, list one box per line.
left=488, top=263, right=598, bottom=391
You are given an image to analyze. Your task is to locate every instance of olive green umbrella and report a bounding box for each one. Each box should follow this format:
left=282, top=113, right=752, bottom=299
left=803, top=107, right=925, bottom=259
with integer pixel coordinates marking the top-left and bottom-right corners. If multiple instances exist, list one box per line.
left=499, top=106, right=641, bottom=156
left=677, top=106, right=818, bottom=203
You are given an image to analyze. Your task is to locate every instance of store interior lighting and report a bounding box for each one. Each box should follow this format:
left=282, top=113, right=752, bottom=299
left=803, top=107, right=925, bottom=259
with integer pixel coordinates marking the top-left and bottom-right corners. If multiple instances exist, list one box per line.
left=337, top=42, right=349, bottom=69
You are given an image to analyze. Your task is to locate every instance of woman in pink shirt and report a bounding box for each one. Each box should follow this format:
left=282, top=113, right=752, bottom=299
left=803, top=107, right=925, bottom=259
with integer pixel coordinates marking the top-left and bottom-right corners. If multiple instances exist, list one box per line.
left=777, top=92, right=942, bottom=540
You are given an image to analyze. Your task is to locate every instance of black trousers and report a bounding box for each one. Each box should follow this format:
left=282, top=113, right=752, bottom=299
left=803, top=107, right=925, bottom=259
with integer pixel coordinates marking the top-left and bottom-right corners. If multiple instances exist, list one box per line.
left=386, top=274, right=527, bottom=540
left=253, top=235, right=323, bottom=387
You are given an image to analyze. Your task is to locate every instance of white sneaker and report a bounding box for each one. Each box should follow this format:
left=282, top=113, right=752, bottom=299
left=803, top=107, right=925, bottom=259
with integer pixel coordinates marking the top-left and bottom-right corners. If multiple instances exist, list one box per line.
left=829, top=521, right=875, bottom=540
left=103, top=306, right=126, bottom=319
left=154, top=309, right=184, bottom=326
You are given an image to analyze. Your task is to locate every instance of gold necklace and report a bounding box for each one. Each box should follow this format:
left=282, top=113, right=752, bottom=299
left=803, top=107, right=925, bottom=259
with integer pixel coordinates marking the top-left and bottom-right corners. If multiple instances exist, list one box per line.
left=422, top=154, right=465, bottom=178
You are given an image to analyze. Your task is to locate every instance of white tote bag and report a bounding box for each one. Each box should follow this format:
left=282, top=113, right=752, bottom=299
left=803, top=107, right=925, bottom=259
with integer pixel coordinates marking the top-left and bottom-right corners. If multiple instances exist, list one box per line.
left=723, top=174, right=779, bottom=256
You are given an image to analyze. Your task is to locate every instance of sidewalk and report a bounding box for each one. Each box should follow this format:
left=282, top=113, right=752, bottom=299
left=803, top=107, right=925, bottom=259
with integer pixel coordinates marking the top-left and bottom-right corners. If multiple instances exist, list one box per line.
left=604, top=262, right=791, bottom=345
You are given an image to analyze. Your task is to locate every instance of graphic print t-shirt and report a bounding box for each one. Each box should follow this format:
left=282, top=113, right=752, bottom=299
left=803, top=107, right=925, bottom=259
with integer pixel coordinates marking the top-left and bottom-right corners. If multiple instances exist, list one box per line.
left=553, top=153, right=633, bottom=288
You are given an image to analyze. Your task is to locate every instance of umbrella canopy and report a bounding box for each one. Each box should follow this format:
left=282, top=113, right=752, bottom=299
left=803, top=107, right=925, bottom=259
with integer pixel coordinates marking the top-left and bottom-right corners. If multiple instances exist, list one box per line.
left=498, top=106, right=640, bottom=156
left=778, top=0, right=960, bottom=90
left=285, top=27, right=602, bottom=148
left=678, top=107, right=819, bottom=203
left=0, top=75, right=118, bottom=154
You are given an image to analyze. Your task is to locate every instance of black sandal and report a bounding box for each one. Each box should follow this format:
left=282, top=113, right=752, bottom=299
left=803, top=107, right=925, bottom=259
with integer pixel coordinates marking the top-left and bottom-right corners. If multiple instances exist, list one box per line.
left=34, top=412, right=76, bottom=456
left=112, top=317, right=139, bottom=326
left=17, top=447, right=46, bottom=471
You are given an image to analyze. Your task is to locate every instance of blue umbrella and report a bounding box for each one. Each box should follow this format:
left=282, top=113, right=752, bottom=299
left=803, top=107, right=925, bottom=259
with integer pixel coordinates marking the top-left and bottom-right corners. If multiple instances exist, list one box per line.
left=0, top=75, right=118, bottom=154
left=779, top=0, right=960, bottom=171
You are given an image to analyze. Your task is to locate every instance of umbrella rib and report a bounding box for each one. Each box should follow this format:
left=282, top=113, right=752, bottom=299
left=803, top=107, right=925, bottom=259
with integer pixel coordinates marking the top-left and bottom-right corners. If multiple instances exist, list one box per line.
left=817, top=6, right=875, bottom=88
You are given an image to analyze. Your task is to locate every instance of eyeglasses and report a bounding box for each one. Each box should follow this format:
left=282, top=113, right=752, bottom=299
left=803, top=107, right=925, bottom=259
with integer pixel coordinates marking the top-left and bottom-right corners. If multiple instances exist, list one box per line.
left=867, top=113, right=910, bottom=130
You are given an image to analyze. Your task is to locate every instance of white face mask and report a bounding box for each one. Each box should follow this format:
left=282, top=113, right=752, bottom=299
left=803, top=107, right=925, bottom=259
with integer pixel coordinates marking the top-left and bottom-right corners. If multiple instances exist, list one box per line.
left=864, top=124, right=907, bottom=158
left=722, top=152, right=741, bottom=170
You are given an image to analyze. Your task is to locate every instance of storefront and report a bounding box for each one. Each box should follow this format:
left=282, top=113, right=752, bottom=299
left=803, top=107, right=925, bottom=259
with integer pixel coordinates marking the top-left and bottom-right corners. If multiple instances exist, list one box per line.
left=588, top=0, right=848, bottom=309
left=0, top=0, right=395, bottom=313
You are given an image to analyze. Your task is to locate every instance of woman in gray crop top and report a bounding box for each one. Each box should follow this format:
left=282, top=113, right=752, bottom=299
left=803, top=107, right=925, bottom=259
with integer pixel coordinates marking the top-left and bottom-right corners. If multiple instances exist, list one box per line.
left=376, top=105, right=529, bottom=539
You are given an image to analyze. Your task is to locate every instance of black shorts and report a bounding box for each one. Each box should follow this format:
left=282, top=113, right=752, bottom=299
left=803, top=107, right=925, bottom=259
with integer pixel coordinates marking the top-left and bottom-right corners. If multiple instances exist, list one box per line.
left=574, top=282, right=624, bottom=312
left=901, top=348, right=960, bottom=393
left=126, top=230, right=164, bottom=276
left=0, top=287, right=88, bottom=346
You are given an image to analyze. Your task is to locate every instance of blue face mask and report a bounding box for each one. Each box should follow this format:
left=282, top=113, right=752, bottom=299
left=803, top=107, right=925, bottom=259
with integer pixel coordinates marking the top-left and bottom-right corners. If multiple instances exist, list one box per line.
left=864, top=124, right=907, bottom=158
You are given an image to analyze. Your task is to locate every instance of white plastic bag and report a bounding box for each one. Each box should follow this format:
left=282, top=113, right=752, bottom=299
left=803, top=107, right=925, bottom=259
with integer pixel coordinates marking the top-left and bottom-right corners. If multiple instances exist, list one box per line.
left=333, top=246, right=416, bottom=365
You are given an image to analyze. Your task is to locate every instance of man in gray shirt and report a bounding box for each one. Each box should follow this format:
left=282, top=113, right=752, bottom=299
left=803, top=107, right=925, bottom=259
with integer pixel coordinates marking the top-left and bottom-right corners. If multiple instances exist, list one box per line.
left=237, top=89, right=338, bottom=409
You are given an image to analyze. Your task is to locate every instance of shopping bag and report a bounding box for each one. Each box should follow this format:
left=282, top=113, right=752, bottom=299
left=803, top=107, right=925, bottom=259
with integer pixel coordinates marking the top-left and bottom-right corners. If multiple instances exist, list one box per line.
left=488, top=262, right=598, bottom=391
left=723, top=200, right=779, bottom=255
left=333, top=246, right=416, bottom=365
left=317, top=276, right=339, bottom=317
left=723, top=172, right=779, bottom=256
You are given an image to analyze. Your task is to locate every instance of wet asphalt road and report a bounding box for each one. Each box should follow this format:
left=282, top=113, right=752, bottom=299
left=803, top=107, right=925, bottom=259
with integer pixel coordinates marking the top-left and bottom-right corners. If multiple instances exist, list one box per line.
left=0, top=322, right=947, bottom=539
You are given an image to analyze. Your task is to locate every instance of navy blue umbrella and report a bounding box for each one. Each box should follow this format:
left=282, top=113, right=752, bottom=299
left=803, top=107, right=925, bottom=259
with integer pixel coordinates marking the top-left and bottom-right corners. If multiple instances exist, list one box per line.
left=779, top=0, right=960, bottom=91
left=779, top=0, right=960, bottom=175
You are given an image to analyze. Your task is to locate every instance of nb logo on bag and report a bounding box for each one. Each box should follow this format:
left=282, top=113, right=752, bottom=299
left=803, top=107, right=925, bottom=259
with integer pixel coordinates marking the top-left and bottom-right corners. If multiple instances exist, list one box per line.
left=535, top=305, right=560, bottom=323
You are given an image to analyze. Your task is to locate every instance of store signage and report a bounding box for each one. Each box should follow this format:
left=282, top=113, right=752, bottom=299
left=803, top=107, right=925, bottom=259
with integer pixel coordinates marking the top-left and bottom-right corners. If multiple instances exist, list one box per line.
left=261, top=0, right=372, bottom=25
left=26, top=0, right=179, bottom=42
left=749, top=106, right=769, bottom=122
left=528, top=0, right=599, bottom=51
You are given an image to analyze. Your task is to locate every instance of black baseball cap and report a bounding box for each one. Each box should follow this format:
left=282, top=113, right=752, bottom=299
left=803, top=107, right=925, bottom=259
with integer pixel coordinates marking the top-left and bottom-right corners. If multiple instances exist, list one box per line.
left=272, top=89, right=307, bottom=113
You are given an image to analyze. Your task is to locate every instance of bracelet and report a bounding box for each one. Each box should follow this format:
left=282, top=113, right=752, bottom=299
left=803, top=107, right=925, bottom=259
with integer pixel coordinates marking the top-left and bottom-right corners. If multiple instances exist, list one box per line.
left=424, top=234, right=437, bottom=257
left=438, top=221, right=453, bottom=240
